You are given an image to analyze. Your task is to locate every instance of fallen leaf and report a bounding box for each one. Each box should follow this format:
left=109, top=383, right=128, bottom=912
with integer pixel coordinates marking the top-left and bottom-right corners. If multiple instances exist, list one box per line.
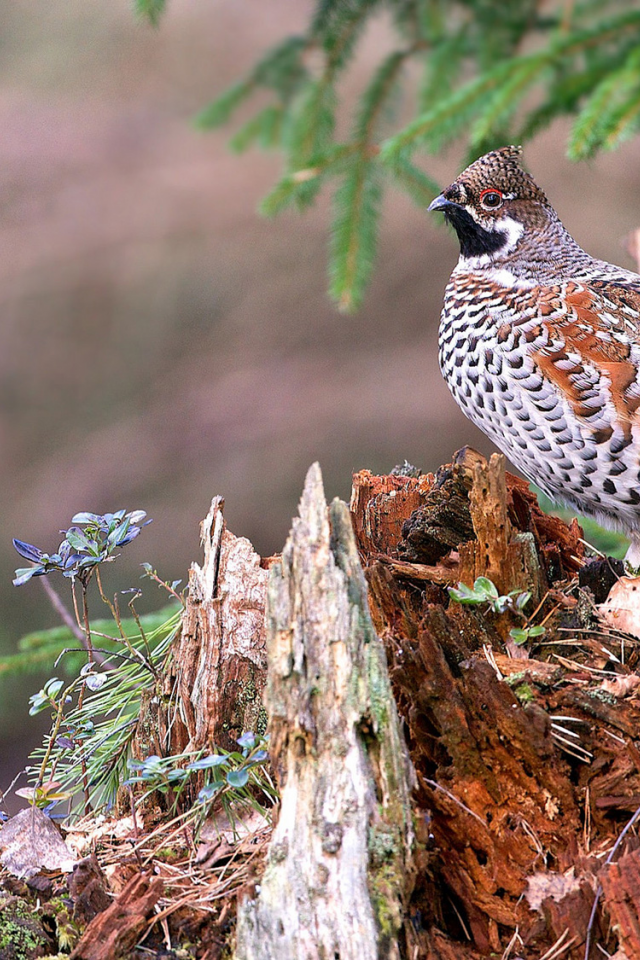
left=0, top=807, right=77, bottom=878
left=64, top=814, right=134, bottom=859
left=600, top=675, right=640, bottom=699
left=525, top=869, right=582, bottom=913
left=599, top=576, right=640, bottom=639
left=199, top=806, right=269, bottom=845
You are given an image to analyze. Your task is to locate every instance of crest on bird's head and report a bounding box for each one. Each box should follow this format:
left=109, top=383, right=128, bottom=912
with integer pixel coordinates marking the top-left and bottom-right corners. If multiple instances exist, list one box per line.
left=429, top=146, right=553, bottom=261
left=447, top=146, right=548, bottom=209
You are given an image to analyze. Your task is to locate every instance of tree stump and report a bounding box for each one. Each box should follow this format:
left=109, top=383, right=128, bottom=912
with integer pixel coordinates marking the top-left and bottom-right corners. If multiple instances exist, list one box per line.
left=110, top=451, right=640, bottom=960
left=235, top=464, right=414, bottom=960
left=169, top=496, right=269, bottom=754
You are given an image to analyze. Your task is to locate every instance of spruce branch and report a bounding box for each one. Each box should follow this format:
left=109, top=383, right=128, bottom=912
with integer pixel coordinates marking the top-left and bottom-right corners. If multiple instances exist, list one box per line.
left=160, top=0, right=640, bottom=307
left=329, top=163, right=381, bottom=312
left=260, top=144, right=358, bottom=217
left=382, top=155, right=440, bottom=206
left=134, top=0, right=165, bottom=28
left=568, top=46, right=640, bottom=158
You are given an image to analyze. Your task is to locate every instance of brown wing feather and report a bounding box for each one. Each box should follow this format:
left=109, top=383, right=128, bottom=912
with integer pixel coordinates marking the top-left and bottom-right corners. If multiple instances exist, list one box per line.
left=531, top=280, right=640, bottom=442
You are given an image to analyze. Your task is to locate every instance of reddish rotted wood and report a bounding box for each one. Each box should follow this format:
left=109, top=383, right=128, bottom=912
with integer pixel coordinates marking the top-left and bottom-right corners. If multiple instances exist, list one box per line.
left=350, top=468, right=435, bottom=557
left=458, top=453, right=546, bottom=603
left=600, top=844, right=640, bottom=958
left=69, top=872, right=163, bottom=960
left=348, top=450, right=598, bottom=958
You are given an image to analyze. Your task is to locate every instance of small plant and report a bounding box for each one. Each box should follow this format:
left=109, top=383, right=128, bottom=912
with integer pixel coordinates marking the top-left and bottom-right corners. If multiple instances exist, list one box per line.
left=125, top=732, right=273, bottom=822
left=448, top=577, right=531, bottom=615
left=13, top=510, right=150, bottom=587
left=9, top=508, right=274, bottom=834
left=508, top=624, right=547, bottom=646
left=12, top=508, right=157, bottom=814
left=25, top=608, right=180, bottom=815
left=448, top=576, right=546, bottom=646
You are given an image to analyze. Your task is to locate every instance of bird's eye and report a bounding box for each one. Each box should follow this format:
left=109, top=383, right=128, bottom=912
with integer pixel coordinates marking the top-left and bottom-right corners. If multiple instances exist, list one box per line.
left=479, top=189, right=503, bottom=210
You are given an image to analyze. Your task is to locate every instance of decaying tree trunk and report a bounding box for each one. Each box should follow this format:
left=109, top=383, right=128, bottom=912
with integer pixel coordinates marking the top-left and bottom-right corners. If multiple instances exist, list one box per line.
left=116, top=447, right=640, bottom=959
left=236, top=463, right=414, bottom=959
left=169, top=496, right=269, bottom=753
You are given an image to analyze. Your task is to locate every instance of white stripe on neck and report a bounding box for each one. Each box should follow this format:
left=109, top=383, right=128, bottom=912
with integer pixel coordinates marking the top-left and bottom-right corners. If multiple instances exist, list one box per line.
left=458, top=215, right=524, bottom=271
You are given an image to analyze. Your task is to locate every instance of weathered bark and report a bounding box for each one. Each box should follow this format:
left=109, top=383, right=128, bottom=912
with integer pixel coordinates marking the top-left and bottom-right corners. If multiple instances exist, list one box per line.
left=235, top=463, right=414, bottom=960
left=169, top=496, right=269, bottom=753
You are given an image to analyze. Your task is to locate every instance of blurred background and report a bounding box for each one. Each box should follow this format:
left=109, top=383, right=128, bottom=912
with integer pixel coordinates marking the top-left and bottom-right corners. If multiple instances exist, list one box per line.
left=2, top=0, right=640, bottom=797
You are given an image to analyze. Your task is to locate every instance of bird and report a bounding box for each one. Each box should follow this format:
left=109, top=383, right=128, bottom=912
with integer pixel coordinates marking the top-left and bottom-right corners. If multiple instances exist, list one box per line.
left=428, top=145, right=640, bottom=563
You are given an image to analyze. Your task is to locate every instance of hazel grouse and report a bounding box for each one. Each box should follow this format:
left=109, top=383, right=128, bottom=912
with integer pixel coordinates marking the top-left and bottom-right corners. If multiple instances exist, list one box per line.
left=429, top=145, right=640, bottom=560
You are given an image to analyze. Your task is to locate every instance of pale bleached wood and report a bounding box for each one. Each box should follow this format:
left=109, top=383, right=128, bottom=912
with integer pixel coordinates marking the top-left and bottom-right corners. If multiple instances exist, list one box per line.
left=236, top=463, right=414, bottom=960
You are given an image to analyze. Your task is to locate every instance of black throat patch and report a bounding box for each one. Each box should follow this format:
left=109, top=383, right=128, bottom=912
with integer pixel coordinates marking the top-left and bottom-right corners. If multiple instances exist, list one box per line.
left=444, top=206, right=508, bottom=258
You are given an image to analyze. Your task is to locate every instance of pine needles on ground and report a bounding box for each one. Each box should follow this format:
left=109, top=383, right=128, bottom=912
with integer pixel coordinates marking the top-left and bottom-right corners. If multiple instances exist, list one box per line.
left=180, top=0, right=640, bottom=309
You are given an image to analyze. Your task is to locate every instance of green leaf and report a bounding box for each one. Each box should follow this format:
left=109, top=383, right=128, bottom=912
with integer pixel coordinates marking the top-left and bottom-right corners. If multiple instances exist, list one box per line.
left=226, top=767, right=250, bottom=789
left=66, top=529, right=92, bottom=552
left=509, top=628, right=529, bottom=645
left=448, top=582, right=482, bottom=605
left=187, top=754, right=228, bottom=771
left=29, top=694, right=49, bottom=717
left=198, top=781, right=224, bottom=803
left=13, top=567, right=40, bottom=587
left=45, top=678, right=64, bottom=699
left=473, top=577, right=499, bottom=600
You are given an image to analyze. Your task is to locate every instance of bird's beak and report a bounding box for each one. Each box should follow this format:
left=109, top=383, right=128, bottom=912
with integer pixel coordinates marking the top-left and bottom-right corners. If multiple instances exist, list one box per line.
left=428, top=194, right=458, bottom=212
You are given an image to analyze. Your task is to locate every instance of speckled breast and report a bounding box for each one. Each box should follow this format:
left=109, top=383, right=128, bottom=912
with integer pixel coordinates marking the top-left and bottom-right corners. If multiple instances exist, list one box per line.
left=438, top=272, right=640, bottom=534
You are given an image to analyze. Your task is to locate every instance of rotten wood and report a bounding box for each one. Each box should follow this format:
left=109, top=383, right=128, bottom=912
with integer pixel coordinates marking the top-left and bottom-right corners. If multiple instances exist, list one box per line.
left=68, top=855, right=112, bottom=925
left=236, top=463, right=414, bottom=960
left=348, top=449, right=640, bottom=959
left=457, top=453, right=546, bottom=604
left=600, top=843, right=640, bottom=958
left=69, top=872, right=163, bottom=960
left=396, top=448, right=482, bottom=565
left=350, top=468, right=435, bottom=557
